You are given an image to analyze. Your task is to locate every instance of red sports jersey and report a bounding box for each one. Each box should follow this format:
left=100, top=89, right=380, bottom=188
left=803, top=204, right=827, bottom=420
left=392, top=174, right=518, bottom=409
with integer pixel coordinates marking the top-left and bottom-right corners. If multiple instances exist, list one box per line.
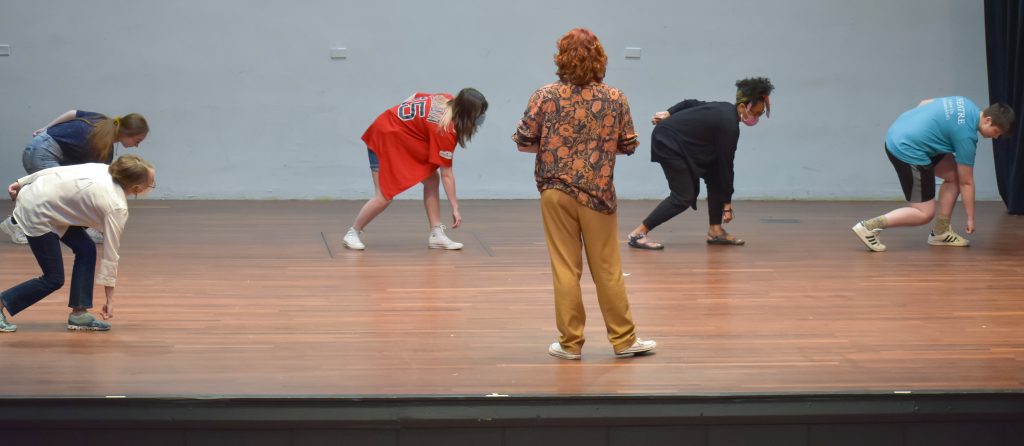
left=361, top=93, right=457, bottom=200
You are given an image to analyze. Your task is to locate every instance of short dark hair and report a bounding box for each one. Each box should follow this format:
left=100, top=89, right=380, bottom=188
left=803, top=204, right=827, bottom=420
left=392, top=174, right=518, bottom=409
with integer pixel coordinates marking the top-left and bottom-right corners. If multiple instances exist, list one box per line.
left=983, top=103, right=1015, bottom=135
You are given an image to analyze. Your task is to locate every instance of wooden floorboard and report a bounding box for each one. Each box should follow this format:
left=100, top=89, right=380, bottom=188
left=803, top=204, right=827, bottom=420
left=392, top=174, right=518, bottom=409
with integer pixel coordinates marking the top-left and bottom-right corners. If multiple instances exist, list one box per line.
left=0, top=199, right=1022, bottom=397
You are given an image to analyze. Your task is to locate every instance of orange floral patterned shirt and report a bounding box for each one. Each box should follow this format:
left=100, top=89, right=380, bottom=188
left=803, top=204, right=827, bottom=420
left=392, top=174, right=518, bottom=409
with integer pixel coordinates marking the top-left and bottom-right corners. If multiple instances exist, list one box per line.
left=513, top=81, right=639, bottom=214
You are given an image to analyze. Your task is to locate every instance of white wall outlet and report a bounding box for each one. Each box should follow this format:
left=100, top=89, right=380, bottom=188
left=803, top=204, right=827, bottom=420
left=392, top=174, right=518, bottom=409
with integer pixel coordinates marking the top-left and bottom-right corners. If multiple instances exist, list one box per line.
left=330, top=47, right=347, bottom=59
left=0, top=45, right=11, bottom=56
left=624, top=47, right=642, bottom=59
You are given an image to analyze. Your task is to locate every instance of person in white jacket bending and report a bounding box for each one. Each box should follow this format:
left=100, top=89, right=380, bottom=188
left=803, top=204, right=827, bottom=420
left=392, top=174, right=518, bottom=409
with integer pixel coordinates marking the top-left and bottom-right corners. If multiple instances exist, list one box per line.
left=0, top=154, right=155, bottom=332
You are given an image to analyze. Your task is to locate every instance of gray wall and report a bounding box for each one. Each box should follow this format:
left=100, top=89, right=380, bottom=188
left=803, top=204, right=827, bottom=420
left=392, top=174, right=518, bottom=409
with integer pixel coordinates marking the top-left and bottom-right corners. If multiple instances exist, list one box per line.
left=0, top=0, right=994, bottom=200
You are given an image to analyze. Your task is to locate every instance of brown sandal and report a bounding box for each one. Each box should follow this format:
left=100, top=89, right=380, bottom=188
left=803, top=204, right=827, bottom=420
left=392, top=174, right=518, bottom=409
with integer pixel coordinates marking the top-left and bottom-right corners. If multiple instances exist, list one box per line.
left=628, top=233, right=664, bottom=250
left=706, top=233, right=745, bottom=245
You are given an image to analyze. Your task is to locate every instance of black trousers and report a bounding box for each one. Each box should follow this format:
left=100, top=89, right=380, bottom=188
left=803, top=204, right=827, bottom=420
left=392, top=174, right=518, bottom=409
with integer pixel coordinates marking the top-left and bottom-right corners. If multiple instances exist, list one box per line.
left=642, top=158, right=726, bottom=231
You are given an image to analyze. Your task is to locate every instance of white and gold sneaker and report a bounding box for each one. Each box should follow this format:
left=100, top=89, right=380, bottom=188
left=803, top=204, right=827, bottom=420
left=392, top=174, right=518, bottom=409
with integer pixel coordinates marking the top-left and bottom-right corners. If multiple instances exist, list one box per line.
left=928, top=229, right=970, bottom=247
left=852, top=222, right=886, bottom=252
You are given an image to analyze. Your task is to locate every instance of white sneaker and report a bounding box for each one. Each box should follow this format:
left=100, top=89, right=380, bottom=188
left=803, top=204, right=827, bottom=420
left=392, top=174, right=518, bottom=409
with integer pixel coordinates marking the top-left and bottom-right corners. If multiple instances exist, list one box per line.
left=428, top=225, right=463, bottom=250
left=343, top=227, right=365, bottom=250
left=852, top=222, right=886, bottom=252
left=0, top=217, right=27, bottom=245
left=615, top=338, right=657, bottom=357
left=85, top=227, right=104, bottom=244
left=928, top=229, right=970, bottom=247
left=548, top=342, right=581, bottom=360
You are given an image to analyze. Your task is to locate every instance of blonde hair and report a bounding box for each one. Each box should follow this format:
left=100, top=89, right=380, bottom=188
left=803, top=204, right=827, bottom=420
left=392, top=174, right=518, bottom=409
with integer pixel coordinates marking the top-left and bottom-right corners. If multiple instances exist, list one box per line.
left=109, top=154, right=154, bottom=190
left=77, top=113, right=149, bottom=163
left=437, top=99, right=455, bottom=133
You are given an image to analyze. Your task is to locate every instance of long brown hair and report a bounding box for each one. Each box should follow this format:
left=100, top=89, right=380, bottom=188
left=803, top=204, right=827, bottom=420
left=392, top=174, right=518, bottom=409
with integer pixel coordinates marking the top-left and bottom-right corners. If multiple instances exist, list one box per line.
left=76, top=113, right=149, bottom=162
left=445, top=88, right=487, bottom=148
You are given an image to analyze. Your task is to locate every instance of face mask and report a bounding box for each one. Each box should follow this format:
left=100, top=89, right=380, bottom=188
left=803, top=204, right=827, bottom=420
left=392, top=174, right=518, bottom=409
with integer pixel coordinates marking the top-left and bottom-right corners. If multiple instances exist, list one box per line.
left=740, top=103, right=760, bottom=127
left=475, top=114, right=486, bottom=126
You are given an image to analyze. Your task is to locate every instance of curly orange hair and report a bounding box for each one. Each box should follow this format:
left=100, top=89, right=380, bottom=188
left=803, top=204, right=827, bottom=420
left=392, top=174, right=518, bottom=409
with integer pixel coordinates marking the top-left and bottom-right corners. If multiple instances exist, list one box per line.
left=554, top=28, right=607, bottom=86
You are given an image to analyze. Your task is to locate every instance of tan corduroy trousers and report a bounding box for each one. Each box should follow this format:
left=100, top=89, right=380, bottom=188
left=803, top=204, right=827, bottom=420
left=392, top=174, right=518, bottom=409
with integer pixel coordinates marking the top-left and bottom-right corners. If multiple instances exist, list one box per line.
left=539, top=189, right=637, bottom=354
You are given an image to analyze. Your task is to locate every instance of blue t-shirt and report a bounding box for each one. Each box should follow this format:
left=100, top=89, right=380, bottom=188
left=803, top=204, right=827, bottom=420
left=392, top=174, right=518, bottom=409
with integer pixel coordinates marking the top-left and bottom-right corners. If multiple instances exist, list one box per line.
left=885, top=96, right=981, bottom=166
left=45, top=110, right=111, bottom=164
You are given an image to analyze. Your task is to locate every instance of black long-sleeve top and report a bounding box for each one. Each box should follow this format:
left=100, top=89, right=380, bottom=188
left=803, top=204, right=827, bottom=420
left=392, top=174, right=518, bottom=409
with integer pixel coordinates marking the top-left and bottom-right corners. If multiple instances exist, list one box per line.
left=650, top=100, right=740, bottom=204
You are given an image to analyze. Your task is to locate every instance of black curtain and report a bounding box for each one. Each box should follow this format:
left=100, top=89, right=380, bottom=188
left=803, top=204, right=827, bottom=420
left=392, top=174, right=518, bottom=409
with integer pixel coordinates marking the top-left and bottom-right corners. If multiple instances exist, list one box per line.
left=985, top=0, right=1024, bottom=214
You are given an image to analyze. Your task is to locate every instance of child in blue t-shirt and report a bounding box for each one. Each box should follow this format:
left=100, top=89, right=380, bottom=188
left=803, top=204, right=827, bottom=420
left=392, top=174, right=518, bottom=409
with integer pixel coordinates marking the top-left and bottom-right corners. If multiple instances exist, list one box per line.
left=852, top=97, right=1014, bottom=252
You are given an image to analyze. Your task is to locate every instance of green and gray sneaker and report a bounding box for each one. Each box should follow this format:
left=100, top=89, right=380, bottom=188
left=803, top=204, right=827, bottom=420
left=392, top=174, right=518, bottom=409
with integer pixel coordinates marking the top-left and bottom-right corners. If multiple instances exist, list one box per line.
left=67, top=312, right=111, bottom=331
left=0, top=309, right=16, bottom=333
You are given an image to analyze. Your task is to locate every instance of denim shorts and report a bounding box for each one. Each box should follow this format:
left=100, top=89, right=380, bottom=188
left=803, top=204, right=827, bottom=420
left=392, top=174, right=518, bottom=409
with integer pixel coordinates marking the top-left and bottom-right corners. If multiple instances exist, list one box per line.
left=367, top=148, right=380, bottom=172
left=22, top=131, right=64, bottom=174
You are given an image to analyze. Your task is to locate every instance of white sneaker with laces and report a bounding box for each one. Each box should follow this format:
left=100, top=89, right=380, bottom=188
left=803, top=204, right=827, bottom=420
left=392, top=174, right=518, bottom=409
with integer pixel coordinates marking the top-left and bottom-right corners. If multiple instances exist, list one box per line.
left=615, top=338, right=657, bottom=357
left=928, top=229, right=970, bottom=247
left=852, top=222, right=886, bottom=252
left=85, top=227, right=104, bottom=244
left=548, top=342, right=581, bottom=360
left=1, top=216, right=28, bottom=245
left=428, top=225, right=463, bottom=250
left=343, top=227, right=365, bottom=250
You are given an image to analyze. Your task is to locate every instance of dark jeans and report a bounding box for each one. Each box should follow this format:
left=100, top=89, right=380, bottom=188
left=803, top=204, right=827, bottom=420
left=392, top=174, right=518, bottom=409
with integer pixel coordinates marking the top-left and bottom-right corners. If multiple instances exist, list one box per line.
left=642, top=158, right=726, bottom=230
left=0, top=227, right=95, bottom=316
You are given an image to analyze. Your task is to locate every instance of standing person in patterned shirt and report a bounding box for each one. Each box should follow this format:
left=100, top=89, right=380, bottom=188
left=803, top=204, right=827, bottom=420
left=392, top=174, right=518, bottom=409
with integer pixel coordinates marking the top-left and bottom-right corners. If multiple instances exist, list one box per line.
left=513, top=28, right=656, bottom=360
left=343, top=88, right=487, bottom=251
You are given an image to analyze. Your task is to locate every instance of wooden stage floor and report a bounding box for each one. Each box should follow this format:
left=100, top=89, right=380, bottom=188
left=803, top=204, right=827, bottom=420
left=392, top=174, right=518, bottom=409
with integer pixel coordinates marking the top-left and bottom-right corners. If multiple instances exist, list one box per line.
left=0, top=199, right=1022, bottom=398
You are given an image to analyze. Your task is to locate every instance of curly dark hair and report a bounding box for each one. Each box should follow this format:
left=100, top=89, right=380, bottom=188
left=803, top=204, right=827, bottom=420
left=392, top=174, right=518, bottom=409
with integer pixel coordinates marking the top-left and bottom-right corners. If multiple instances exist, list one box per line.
left=735, top=77, right=774, bottom=117
left=735, top=77, right=774, bottom=104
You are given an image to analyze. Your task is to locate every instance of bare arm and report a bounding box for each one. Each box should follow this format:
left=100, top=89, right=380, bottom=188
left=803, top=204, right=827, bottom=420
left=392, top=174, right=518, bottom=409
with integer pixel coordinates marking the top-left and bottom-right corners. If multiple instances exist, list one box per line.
left=917, top=99, right=934, bottom=107
left=33, top=110, right=77, bottom=135
left=439, top=166, right=461, bottom=228
left=517, top=144, right=539, bottom=153
left=957, top=164, right=976, bottom=234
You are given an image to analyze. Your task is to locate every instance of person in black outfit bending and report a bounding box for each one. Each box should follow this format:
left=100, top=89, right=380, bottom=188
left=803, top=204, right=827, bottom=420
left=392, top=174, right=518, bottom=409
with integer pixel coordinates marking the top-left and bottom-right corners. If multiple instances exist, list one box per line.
left=627, top=77, right=774, bottom=249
